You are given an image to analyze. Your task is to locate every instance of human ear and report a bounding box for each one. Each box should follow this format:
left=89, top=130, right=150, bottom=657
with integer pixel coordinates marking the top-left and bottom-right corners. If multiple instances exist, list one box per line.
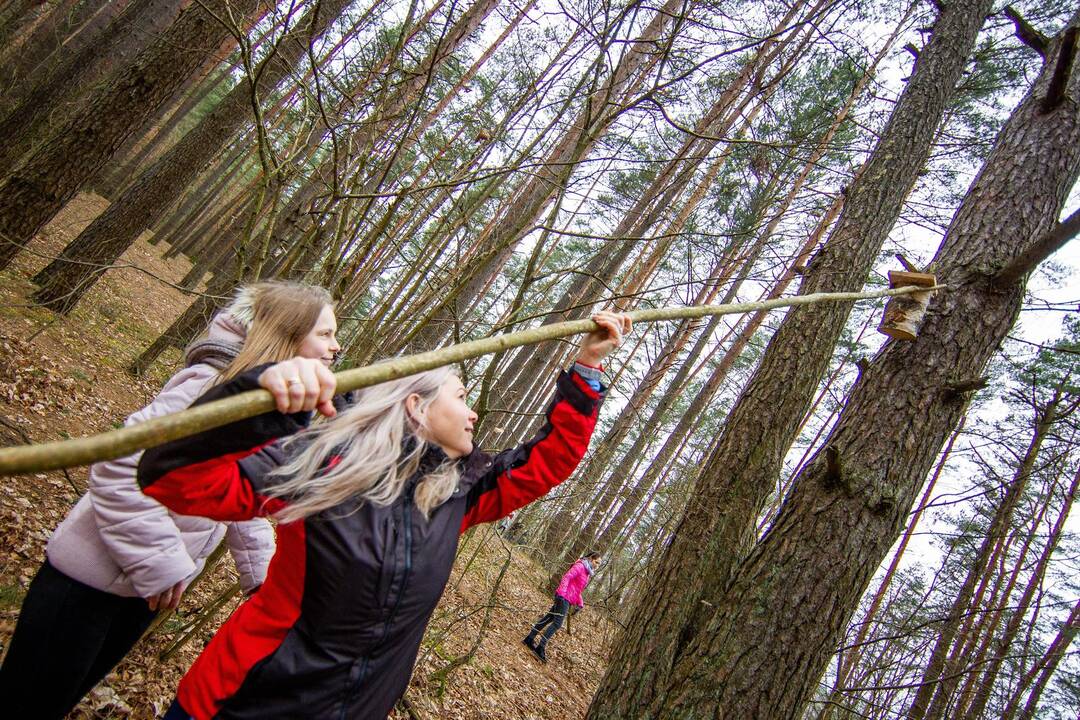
left=405, top=393, right=425, bottom=425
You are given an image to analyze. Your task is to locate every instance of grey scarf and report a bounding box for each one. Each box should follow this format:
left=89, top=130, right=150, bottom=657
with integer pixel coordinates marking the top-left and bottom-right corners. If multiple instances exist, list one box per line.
left=183, top=339, right=242, bottom=371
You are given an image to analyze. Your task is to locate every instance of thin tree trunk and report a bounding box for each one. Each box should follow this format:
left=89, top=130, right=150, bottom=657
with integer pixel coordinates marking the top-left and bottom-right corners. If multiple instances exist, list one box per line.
left=909, top=390, right=1063, bottom=720
left=95, top=59, right=235, bottom=198
left=394, top=0, right=686, bottom=354
left=0, top=0, right=189, bottom=175
left=962, top=464, right=1080, bottom=720
left=818, top=417, right=966, bottom=720
left=1006, top=597, right=1080, bottom=720
left=28, top=0, right=355, bottom=312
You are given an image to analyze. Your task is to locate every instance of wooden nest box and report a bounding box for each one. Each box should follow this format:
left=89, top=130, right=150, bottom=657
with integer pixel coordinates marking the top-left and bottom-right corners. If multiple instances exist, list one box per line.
left=877, top=270, right=937, bottom=341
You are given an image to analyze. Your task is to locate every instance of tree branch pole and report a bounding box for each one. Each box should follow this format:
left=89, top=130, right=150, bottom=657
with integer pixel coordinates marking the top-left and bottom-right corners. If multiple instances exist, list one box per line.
left=0, top=285, right=942, bottom=476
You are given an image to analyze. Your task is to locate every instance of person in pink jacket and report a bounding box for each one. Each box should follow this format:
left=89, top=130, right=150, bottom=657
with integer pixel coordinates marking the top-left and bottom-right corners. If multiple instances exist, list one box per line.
left=0, top=281, right=339, bottom=720
left=523, top=551, right=602, bottom=663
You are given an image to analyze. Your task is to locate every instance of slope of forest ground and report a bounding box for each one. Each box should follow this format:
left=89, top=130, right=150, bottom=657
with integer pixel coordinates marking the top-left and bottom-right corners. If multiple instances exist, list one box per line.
left=0, top=194, right=614, bottom=719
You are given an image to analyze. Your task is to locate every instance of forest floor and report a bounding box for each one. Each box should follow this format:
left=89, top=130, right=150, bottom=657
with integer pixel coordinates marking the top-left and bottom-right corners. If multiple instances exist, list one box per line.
left=0, top=194, right=617, bottom=719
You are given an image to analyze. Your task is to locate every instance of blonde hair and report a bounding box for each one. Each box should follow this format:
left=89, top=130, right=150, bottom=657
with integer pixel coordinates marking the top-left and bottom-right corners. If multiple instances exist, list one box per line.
left=267, top=366, right=462, bottom=522
left=221, top=281, right=334, bottom=381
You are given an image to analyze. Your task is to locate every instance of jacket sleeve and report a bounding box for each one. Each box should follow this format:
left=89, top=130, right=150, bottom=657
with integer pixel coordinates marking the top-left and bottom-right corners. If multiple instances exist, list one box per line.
left=89, top=367, right=217, bottom=598
left=224, top=519, right=275, bottom=594
left=461, top=369, right=603, bottom=532
left=138, top=366, right=311, bottom=521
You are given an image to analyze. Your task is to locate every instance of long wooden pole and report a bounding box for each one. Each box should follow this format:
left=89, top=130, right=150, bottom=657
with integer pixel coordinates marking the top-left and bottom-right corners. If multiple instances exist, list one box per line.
left=0, top=285, right=940, bottom=476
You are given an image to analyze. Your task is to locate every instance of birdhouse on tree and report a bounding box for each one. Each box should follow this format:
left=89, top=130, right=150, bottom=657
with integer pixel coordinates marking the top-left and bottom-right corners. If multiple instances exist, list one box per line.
left=877, top=270, right=937, bottom=341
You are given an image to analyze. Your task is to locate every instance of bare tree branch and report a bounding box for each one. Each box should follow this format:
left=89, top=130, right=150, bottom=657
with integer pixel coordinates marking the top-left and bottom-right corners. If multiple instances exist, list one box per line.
left=1003, top=5, right=1048, bottom=58
left=995, top=205, right=1080, bottom=285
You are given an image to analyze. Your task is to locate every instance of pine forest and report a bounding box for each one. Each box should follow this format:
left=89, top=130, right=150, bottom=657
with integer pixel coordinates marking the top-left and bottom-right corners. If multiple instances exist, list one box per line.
left=0, top=0, right=1078, bottom=717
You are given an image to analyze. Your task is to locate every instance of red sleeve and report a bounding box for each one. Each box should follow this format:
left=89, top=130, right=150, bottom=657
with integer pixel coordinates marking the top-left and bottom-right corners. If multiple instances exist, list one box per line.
left=138, top=367, right=306, bottom=521
left=461, top=370, right=602, bottom=532
left=142, top=444, right=286, bottom=521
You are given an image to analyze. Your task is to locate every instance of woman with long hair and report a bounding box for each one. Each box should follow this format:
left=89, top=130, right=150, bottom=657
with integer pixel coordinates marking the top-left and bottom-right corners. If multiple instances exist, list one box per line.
left=137, top=311, right=631, bottom=720
left=0, top=281, right=340, bottom=720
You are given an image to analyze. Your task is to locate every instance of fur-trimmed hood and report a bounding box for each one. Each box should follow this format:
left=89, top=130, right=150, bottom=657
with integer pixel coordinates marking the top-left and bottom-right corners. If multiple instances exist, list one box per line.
left=183, top=286, right=259, bottom=370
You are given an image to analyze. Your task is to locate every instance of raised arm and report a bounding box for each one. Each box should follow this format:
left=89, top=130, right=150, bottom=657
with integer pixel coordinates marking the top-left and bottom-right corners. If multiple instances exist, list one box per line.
left=461, top=311, right=631, bottom=531
left=461, top=367, right=604, bottom=531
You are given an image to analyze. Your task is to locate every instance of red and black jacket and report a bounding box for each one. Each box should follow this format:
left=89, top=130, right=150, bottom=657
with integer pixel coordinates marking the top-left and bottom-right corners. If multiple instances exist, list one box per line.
left=137, top=366, right=603, bottom=720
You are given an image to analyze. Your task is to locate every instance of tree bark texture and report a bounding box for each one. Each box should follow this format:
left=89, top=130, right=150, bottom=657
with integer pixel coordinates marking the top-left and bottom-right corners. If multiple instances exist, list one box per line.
left=0, top=0, right=262, bottom=269
left=28, top=0, right=354, bottom=313
left=0, top=0, right=188, bottom=175
left=0, top=0, right=102, bottom=103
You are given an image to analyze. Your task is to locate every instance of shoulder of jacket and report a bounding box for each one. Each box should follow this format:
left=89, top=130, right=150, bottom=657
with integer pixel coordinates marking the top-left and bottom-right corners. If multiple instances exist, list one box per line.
left=126, top=364, right=219, bottom=425
left=158, top=363, right=219, bottom=393
left=451, top=449, right=496, bottom=498
left=462, top=448, right=495, bottom=477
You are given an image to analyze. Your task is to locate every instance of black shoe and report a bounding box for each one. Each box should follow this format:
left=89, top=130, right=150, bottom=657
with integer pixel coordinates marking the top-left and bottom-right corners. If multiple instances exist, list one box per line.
left=529, top=643, right=548, bottom=664
left=522, top=636, right=536, bottom=650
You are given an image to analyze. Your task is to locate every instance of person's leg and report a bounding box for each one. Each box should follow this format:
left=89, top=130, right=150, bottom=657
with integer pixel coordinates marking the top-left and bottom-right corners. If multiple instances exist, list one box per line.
left=525, top=597, right=562, bottom=645
left=526, top=596, right=569, bottom=663
left=74, top=593, right=157, bottom=703
left=537, top=596, right=570, bottom=648
left=0, top=561, right=143, bottom=719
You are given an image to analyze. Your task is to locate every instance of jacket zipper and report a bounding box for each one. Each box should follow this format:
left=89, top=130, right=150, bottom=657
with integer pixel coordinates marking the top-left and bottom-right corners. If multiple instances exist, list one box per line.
left=340, top=486, right=415, bottom=717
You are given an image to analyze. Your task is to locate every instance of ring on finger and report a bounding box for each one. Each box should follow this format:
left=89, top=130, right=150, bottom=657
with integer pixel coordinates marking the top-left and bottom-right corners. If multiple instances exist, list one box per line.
left=286, top=377, right=302, bottom=387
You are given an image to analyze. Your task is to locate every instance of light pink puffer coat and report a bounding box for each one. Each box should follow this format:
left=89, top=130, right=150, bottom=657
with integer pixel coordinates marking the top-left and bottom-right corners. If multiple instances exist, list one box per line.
left=47, top=306, right=275, bottom=598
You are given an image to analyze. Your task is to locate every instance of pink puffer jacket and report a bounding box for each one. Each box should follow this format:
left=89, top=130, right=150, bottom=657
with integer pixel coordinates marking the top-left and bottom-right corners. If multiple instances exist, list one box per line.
left=556, top=559, right=593, bottom=608
left=47, top=310, right=275, bottom=598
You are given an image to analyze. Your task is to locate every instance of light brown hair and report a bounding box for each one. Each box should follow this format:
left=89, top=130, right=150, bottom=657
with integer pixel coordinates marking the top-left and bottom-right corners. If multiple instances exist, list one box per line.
left=221, top=281, right=334, bottom=381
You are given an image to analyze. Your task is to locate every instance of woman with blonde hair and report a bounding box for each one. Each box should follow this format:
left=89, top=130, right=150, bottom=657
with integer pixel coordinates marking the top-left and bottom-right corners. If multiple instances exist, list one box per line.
left=0, top=281, right=340, bottom=720
left=138, top=311, right=631, bottom=720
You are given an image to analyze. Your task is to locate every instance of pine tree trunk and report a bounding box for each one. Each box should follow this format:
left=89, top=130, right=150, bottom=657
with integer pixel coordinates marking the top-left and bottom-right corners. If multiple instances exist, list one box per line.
left=908, top=391, right=1062, bottom=720
left=94, top=60, right=235, bottom=198
left=0, top=0, right=47, bottom=54
left=396, top=0, right=683, bottom=354
left=0, top=0, right=264, bottom=269
left=0, top=0, right=187, bottom=175
left=617, top=10, right=1080, bottom=717
left=961, top=465, right=1080, bottom=720
left=818, top=418, right=965, bottom=720
left=127, top=291, right=216, bottom=374
left=1005, top=597, right=1080, bottom=720
left=0, top=0, right=100, bottom=100
left=198, top=0, right=494, bottom=295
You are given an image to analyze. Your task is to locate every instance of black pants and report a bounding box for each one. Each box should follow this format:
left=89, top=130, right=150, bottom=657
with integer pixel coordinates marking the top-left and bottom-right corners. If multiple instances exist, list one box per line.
left=0, top=560, right=157, bottom=719
left=527, top=594, right=571, bottom=648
